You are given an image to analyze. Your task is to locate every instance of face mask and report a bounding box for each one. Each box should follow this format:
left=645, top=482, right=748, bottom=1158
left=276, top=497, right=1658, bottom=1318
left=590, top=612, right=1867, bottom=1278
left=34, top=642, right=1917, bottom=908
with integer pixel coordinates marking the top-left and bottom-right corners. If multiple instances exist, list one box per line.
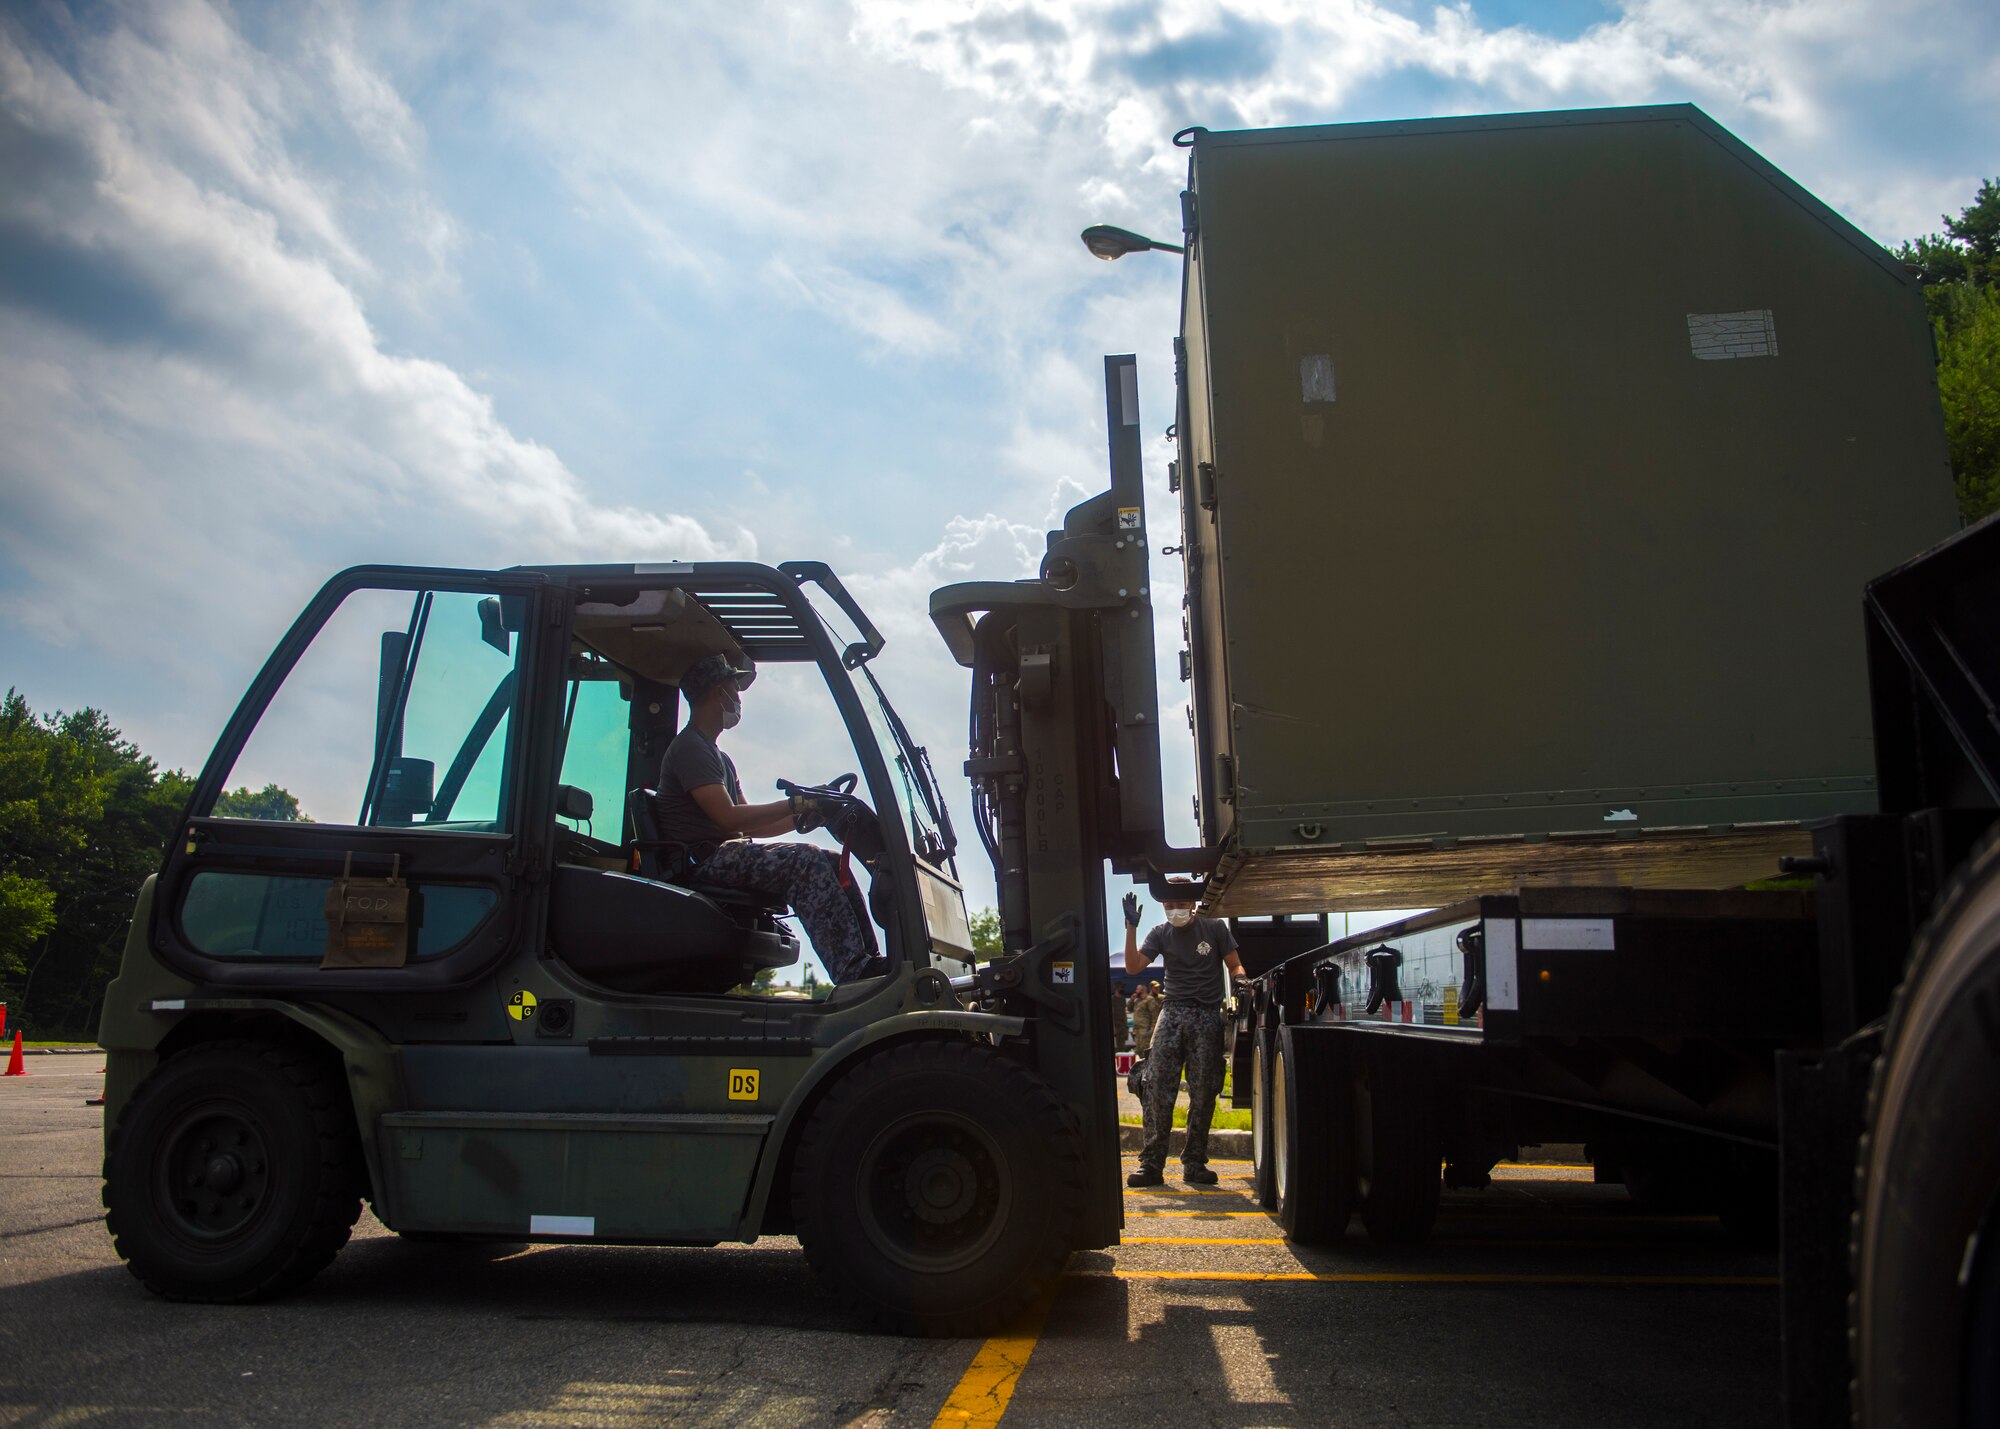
left=719, top=692, right=742, bottom=730
left=1166, top=909, right=1194, bottom=928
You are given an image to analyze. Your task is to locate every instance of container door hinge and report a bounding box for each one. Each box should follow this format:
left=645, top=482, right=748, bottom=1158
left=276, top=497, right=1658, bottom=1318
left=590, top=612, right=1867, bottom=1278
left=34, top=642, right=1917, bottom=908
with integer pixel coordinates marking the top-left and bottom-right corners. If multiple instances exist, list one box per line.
left=1180, top=190, right=1199, bottom=250
left=1179, top=650, right=1192, bottom=682
left=1168, top=460, right=1180, bottom=493
left=1198, top=462, right=1218, bottom=511
left=1216, top=753, right=1236, bottom=804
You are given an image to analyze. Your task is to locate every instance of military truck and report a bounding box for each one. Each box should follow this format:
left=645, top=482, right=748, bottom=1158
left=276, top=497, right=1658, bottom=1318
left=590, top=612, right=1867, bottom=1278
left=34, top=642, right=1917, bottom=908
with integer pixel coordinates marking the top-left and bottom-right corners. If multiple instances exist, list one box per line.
left=96, top=561, right=1116, bottom=1336
left=1018, top=106, right=1990, bottom=1427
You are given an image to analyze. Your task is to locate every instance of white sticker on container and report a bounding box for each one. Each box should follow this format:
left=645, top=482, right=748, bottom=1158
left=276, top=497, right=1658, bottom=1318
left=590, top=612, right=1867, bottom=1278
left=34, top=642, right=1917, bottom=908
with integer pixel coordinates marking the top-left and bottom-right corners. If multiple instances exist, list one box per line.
left=1521, top=918, right=1616, bottom=951
left=1119, top=363, right=1139, bottom=425
left=150, top=999, right=187, bottom=1011
left=1687, top=310, right=1777, bottom=361
left=1117, top=506, right=1142, bottom=530
left=530, top=1214, right=595, bottom=1237
left=1299, top=354, right=1337, bottom=403
left=1486, top=919, right=1519, bottom=1011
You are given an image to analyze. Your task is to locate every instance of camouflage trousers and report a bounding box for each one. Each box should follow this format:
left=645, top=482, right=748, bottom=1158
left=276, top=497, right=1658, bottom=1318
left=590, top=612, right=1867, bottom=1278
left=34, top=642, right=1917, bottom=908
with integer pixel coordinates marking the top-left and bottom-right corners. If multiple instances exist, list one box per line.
left=1139, top=1003, right=1227, bottom=1172
left=696, top=840, right=879, bottom=984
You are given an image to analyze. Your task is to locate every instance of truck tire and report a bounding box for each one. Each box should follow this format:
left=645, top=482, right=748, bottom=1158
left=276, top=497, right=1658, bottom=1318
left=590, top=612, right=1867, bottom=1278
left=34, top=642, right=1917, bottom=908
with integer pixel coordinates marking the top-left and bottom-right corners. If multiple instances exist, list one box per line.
left=103, top=1038, right=364, bottom=1302
left=1250, top=1031, right=1276, bottom=1209
left=792, top=1040, right=1082, bottom=1337
left=1853, top=832, right=2000, bottom=1428
left=1356, top=1048, right=1442, bottom=1244
left=1274, top=1025, right=1355, bottom=1244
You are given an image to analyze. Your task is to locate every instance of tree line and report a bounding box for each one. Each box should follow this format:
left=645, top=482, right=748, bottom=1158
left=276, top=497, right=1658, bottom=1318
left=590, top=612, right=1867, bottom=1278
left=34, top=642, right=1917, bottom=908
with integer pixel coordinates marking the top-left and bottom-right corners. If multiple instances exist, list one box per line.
left=0, top=690, right=300, bottom=1040
left=1896, top=177, right=1999, bottom=522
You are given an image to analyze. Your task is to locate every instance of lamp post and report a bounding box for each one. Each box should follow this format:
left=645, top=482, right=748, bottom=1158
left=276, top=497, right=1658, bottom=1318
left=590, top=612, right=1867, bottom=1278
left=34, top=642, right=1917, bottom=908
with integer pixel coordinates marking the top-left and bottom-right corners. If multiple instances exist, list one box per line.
left=1079, top=224, right=1185, bottom=260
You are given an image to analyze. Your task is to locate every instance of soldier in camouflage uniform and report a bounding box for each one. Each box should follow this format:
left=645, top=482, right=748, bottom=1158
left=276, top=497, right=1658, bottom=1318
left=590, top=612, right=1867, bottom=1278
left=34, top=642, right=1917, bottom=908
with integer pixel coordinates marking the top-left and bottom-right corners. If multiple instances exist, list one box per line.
left=654, top=653, right=882, bottom=983
left=1121, top=887, right=1247, bottom=1186
left=1129, top=981, right=1161, bottom=1056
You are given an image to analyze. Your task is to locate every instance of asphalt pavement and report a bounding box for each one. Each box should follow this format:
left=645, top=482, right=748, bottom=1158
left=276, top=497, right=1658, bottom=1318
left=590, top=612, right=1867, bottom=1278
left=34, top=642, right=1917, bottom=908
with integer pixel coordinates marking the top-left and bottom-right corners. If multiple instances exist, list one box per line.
left=2, top=1060, right=1779, bottom=1426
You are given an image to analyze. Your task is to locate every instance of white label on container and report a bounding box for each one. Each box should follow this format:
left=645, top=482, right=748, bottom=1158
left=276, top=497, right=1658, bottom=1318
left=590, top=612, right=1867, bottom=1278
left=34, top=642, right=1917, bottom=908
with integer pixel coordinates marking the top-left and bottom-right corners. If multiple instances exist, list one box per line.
left=150, top=999, right=187, bottom=1011
left=1299, top=353, right=1337, bottom=402
left=1486, top=919, right=1519, bottom=1011
left=1119, top=363, right=1139, bottom=425
left=1521, top=917, right=1616, bottom=951
left=1687, top=310, right=1777, bottom=360
left=530, top=1214, right=595, bottom=1237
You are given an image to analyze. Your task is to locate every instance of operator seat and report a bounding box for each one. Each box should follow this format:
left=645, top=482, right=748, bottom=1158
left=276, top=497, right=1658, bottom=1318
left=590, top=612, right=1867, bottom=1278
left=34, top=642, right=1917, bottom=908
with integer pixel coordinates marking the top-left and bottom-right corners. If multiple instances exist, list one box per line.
left=542, top=789, right=796, bottom=995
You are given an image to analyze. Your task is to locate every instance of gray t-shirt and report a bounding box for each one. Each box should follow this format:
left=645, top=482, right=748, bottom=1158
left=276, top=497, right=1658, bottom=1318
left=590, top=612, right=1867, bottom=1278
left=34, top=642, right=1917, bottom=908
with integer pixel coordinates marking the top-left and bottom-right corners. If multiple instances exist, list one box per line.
left=1138, top=917, right=1238, bottom=1007
left=654, top=728, right=743, bottom=845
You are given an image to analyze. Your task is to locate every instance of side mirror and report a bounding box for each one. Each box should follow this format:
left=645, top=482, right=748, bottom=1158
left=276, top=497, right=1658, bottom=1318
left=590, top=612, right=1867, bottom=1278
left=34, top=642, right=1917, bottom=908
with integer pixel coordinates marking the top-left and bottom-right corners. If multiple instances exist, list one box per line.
left=376, top=757, right=435, bottom=825
left=555, top=784, right=594, bottom=824
left=478, top=597, right=511, bottom=656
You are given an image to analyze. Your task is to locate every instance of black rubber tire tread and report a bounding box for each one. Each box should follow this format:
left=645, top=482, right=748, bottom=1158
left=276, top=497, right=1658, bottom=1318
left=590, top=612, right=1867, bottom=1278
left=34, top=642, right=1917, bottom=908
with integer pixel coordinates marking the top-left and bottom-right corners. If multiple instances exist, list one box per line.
left=1275, top=1025, right=1355, bottom=1245
left=791, top=1039, right=1083, bottom=1337
left=1250, top=1031, right=1277, bottom=1210
left=103, top=1037, right=364, bottom=1302
left=1357, top=1048, right=1442, bottom=1245
left=1851, top=828, right=2000, bottom=1429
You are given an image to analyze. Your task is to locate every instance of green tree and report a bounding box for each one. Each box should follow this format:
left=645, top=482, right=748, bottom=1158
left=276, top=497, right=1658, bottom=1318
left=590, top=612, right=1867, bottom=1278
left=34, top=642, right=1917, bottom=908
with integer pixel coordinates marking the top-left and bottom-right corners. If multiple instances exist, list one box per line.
left=967, top=907, right=1002, bottom=957
left=214, top=782, right=309, bottom=821
left=1898, top=178, right=2000, bottom=522
left=0, top=691, right=192, bottom=1037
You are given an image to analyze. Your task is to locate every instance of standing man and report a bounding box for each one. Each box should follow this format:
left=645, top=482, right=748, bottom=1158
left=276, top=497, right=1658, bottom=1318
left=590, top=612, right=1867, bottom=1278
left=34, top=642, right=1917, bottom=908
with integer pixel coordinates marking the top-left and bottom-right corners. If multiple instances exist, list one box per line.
left=1122, top=884, right=1246, bottom=1187
left=655, top=652, right=882, bottom=984
left=1129, top=980, right=1161, bottom=1057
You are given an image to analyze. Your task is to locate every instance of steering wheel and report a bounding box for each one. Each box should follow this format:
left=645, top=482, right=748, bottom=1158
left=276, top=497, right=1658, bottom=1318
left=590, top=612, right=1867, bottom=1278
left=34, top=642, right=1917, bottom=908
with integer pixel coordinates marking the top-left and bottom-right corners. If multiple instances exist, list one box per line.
left=777, top=774, right=883, bottom=859
left=777, top=772, right=858, bottom=800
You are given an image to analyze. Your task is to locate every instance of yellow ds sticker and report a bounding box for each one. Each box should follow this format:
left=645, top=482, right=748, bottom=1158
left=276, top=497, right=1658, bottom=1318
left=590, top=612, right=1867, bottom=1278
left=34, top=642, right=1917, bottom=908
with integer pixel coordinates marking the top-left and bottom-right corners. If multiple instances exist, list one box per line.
left=727, top=1068, right=760, bottom=1102
left=507, top=989, right=538, bottom=1022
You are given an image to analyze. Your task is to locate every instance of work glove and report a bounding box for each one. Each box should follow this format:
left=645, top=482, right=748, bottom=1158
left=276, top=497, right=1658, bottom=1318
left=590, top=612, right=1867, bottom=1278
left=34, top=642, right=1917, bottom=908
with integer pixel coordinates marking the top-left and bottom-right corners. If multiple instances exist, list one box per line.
left=790, top=793, right=830, bottom=834
left=1122, top=891, right=1143, bottom=928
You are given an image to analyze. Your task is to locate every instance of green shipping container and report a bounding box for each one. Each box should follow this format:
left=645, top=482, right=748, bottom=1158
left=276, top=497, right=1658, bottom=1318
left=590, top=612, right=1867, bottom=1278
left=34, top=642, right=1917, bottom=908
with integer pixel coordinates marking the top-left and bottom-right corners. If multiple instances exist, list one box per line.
left=1173, top=106, right=1959, bottom=914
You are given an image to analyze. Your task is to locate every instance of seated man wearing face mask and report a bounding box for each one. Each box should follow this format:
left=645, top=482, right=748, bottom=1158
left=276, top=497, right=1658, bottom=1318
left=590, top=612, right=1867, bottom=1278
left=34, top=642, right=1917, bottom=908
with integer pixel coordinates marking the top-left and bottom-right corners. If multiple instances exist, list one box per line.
left=653, top=652, right=884, bottom=984
left=1122, top=883, right=1247, bottom=1188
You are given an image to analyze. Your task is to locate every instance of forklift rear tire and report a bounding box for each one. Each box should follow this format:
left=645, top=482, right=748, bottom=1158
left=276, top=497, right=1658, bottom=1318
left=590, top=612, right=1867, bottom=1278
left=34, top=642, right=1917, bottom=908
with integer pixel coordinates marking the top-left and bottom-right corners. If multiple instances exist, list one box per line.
left=1274, top=1025, right=1355, bottom=1245
left=792, top=1040, right=1082, bottom=1337
left=1853, top=832, right=2000, bottom=1428
left=1250, top=1031, right=1276, bottom=1210
left=104, top=1038, right=364, bottom=1302
left=1356, top=1047, right=1442, bottom=1244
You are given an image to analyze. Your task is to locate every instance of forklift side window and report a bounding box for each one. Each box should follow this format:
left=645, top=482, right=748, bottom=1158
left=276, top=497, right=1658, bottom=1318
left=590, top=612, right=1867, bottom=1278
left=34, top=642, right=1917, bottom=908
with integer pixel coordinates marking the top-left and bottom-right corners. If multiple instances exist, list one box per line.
left=556, top=673, right=630, bottom=838
left=217, top=588, right=525, bottom=833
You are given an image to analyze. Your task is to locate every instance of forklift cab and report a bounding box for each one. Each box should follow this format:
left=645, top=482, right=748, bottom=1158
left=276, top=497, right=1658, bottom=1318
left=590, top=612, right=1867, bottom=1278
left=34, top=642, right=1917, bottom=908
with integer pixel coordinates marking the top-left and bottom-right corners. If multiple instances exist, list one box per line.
left=149, top=560, right=974, bottom=1000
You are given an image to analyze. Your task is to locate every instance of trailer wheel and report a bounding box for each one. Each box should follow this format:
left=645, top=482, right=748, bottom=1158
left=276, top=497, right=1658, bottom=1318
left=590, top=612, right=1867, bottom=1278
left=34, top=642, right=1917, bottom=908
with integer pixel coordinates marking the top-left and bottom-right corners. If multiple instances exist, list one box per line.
left=792, top=1040, right=1082, bottom=1337
left=1356, top=1048, right=1442, bottom=1244
left=1853, top=832, right=2000, bottom=1428
left=1250, top=1030, right=1277, bottom=1209
left=103, top=1038, right=363, bottom=1302
left=1274, top=1026, right=1354, bottom=1244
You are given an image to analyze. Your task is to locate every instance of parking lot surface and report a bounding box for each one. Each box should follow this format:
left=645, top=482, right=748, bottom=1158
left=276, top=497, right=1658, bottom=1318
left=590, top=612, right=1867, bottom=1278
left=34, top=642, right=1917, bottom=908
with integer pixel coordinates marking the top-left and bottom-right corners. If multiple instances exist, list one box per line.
left=3, top=1062, right=1778, bottom=1426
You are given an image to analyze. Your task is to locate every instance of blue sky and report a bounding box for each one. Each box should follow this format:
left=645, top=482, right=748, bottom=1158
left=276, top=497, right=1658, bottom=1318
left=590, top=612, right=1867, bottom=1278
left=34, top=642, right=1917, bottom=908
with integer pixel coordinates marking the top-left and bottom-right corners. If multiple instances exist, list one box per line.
left=3, top=0, right=1997, bottom=961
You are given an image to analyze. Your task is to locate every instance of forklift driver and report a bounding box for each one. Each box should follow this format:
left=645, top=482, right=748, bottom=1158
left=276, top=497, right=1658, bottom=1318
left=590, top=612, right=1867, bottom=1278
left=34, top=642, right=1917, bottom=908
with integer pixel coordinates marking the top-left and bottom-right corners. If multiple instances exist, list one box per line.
left=655, top=653, right=885, bottom=984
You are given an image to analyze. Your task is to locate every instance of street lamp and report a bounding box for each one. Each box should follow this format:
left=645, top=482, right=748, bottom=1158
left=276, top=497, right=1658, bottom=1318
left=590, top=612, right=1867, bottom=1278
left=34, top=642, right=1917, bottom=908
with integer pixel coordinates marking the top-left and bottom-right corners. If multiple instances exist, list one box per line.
left=1080, top=224, right=1185, bottom=260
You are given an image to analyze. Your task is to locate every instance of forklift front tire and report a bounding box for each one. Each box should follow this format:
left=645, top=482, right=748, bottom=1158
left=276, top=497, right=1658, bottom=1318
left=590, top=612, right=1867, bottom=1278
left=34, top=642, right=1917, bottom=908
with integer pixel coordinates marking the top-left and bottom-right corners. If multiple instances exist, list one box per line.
left=791, top=1040, right=1082, bottom=1337
left=103, top=1038, right=364, bottom=1302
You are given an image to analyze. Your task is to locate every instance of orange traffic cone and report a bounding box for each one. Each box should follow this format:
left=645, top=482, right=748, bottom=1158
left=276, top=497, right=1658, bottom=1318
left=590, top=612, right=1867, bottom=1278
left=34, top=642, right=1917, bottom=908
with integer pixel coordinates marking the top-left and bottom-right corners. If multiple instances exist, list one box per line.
left=4, top=1030, right=24, bottom=1077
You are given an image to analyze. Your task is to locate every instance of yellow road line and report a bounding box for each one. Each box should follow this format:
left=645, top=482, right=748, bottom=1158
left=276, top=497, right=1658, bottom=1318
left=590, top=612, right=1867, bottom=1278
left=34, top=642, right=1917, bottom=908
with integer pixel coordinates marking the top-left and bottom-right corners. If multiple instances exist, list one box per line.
left=1125, top=1210, right=1275, bottom=1219
left=1123, top=1236, right=1286, bottom=1245
left=931, top=1280, right=1062, bottom=1427
left=1074, top=1270, right=1777, bottom=1287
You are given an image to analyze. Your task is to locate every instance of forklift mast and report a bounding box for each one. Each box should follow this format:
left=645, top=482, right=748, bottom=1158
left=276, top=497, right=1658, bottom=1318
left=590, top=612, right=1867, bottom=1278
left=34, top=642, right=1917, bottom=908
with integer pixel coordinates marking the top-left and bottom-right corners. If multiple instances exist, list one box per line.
left=932, top=356, right=1208, bottom=1249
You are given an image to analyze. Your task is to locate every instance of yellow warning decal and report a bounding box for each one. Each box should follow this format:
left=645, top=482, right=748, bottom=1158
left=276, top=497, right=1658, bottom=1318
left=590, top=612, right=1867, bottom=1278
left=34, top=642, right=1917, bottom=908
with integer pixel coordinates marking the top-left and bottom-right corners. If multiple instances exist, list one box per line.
left=507, top=989, right=538, bottom=1022
left=727, top=1068, right=760, bottom=1101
